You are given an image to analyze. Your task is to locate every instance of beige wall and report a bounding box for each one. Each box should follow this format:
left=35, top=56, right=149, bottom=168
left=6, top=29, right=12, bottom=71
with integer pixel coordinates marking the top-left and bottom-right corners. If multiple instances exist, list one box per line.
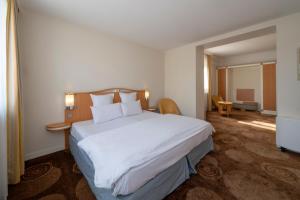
left=164, top=18, right=277, bottom=118
left=19, top=12, right=164, bottom=160
left=164, top=12, right=300, bottom=122
left=219, top=50, right=276, bottom=66
left=164, top=45, right=197, bottom=117
left=228, top=66, right=262, bottom=109
left=19, top=10, right=300, bottom=159
left=276, top=13, right=300, bottom=118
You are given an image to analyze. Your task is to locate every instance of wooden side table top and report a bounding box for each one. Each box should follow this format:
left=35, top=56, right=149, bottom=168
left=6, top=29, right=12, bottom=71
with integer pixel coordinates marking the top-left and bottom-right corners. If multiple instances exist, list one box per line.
left=46, top=122, right=71, bottom=132
left=46, top=122, right=71, bottom=151
left=146, top=106, right=159, bottom=113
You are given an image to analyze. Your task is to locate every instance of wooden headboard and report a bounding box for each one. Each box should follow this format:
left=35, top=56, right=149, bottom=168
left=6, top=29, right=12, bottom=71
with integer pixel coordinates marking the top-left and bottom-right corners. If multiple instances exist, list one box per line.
left=65, top=88, right=149, bottom=124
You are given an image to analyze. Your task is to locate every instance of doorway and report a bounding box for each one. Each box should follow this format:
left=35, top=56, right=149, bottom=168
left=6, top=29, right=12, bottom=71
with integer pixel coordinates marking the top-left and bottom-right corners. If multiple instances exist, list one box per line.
left=204, top=32, right=277, bottom=117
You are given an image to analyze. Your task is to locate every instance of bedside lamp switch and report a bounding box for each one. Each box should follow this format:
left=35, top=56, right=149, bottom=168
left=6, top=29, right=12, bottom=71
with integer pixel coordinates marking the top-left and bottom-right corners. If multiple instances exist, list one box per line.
left=66, top=112, right=73, bottom=119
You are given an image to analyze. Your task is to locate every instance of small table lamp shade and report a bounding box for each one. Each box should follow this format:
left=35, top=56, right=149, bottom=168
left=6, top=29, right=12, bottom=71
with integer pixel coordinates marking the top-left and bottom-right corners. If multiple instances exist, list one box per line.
left=145, top=90, right=150, bottom=100
left=65, top=93, right=74, bottom=110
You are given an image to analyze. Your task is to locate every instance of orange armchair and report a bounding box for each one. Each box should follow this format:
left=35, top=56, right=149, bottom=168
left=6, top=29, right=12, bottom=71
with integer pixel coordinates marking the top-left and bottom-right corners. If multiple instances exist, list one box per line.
left=212, top=95, right=224, bottom=110
left=158, top=98, right=181, bottom=115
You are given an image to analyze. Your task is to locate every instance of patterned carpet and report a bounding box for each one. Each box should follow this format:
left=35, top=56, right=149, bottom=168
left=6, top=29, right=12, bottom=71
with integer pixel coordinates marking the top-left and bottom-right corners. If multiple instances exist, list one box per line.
left=8, top=111, right=300, bottom=200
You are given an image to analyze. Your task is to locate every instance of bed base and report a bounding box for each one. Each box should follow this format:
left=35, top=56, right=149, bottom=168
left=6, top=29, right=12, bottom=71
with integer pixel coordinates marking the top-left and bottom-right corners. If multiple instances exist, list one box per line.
left=70, top=135, right=213, bottom=200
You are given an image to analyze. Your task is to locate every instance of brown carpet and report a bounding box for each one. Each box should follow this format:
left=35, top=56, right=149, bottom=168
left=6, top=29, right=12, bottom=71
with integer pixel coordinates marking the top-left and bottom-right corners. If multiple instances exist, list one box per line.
left=8, top=111, right=300, bottom=200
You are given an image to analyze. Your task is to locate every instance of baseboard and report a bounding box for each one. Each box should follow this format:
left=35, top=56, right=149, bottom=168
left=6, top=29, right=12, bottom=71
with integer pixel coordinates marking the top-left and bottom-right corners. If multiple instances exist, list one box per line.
left=25, top=145, right=64, bottom=161
left=261, top=110, right=277, bottom=115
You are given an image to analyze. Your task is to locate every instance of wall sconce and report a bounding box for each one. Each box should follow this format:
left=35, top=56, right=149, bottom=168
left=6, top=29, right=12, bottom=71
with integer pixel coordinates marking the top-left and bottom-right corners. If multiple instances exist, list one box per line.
left=145, top=90, right=150, bottom=101
left=65, top=93, right=74, bottom=110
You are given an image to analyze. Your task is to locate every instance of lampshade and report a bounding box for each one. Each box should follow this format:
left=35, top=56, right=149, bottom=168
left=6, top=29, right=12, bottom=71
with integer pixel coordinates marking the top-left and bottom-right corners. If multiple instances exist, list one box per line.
left=65, top=93, right=74, bottom=109
left=145, top=90, right=150, bottom=100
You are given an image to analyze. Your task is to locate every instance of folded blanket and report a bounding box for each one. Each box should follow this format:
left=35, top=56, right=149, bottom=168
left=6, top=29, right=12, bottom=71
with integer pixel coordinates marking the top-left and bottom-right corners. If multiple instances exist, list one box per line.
left=78, top=114, right=213, bottom=195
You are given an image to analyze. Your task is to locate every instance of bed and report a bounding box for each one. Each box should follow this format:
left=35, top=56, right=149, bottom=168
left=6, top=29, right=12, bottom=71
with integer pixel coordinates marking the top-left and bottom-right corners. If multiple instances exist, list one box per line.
left=66, top=88, right=214, bottom=200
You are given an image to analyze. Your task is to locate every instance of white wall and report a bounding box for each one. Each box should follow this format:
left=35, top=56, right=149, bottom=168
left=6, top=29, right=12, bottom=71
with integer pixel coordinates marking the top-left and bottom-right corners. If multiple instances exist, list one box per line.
left=228, top=66, right=262, bottom=109
left=164, top=12, right=300, bottom=124
left=19, top=12, right=164, bottom=160
left=164, top=45, right=196, bottom=117
left=214, top=50, right=277, bottom=112
left=276, top=13, right=300, bottom=118
left=164, top=18, right=277, bottom=118
left=276, top=13, right=300, bottom=152
left=219, top=50, right=276, bottom=66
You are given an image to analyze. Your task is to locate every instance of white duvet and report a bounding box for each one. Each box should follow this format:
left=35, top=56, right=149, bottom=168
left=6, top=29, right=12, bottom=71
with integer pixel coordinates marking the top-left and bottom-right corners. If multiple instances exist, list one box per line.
left=78, top=114, right=213, bottom=196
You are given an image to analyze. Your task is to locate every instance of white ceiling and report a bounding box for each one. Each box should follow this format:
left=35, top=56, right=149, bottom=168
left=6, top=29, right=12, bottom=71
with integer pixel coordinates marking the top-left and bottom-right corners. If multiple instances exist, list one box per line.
left=205, top=34, right=276, bottom=57
left=18, top=0, right=300, bottom=50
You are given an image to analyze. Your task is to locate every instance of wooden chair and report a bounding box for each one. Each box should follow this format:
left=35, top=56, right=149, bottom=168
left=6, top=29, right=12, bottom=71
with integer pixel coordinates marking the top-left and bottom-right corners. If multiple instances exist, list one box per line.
left=212, top=95, right=232, bottom=117
left=212, top=95, right=224, bottom=110
left=158, top=98, right=181, bottom=115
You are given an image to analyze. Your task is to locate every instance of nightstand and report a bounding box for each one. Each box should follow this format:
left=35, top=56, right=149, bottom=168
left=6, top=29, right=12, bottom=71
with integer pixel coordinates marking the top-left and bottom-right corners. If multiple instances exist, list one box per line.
left=146, top=106, right=160, bottom=113
left=46, top=122, right=71, bottom=151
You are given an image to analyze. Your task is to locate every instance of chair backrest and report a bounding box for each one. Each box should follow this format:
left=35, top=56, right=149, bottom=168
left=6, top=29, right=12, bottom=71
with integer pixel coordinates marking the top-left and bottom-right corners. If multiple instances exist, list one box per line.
left=212, top=95, right=224, bottom=108
left=158, top=98, right=180, bottom=115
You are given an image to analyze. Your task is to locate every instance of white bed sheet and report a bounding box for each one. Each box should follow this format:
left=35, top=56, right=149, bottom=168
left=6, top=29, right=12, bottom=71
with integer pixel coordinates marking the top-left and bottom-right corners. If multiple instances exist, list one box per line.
left=77, top=114, right=213, bottom=196
left=71, top=111, right=159, bottom=141
left=113, top=126, right=211, bottom=195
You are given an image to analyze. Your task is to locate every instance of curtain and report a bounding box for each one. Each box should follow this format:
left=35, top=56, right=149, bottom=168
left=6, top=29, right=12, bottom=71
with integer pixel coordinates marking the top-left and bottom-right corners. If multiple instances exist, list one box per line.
left=0, top=0, right=8, bottom=196
left=6, top=0, right=24, bottom=184
left=207, top=55, right=213, bottom=111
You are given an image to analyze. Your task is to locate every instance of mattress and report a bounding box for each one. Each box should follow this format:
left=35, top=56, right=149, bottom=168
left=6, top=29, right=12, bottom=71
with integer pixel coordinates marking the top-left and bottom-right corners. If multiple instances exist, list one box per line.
left=70, top=134, right=213, bottom=200
left=71, top=111, right=159, bottom=141
left=110, top=124, right=212, bottom=195
left=71, top=112, right=213, bottom=196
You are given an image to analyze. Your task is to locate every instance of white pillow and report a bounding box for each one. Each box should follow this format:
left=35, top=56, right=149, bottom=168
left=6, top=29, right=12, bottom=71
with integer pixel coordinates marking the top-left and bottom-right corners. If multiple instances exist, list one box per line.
left=91, top=103, right=123, bottom=124
left=121, top=100, right=142, bottom=116
left=120, top=92, right=136, bottom=103
left=90, top=94, right=114, bottom=107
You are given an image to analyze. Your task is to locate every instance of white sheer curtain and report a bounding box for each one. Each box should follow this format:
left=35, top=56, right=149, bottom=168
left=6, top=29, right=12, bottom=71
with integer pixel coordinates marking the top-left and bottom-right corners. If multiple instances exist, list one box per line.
left=0, top=0, right=8, bottom=198
left=204, top=54, right=213, bottom=111
left=204, top=55, right=209, bottom=111
left=204, top=55, right=209, bottom=94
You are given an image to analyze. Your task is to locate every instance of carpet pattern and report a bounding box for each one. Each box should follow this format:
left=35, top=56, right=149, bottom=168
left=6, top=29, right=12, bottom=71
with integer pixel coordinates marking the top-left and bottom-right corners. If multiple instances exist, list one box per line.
left=8, top=111, right=300, bottom=200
